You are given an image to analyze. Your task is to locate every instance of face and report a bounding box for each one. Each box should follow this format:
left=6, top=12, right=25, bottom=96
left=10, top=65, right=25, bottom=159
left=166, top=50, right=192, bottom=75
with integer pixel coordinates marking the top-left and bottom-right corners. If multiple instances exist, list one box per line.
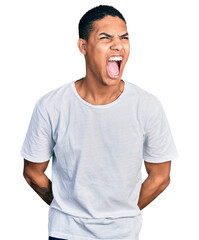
left=78, top=15, right=130, bottom=85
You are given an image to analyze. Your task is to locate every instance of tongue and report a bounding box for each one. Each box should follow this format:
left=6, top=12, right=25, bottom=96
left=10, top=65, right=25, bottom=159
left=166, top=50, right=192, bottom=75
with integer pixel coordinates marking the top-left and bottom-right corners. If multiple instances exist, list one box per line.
left=107, top=61, right=120, bottom=78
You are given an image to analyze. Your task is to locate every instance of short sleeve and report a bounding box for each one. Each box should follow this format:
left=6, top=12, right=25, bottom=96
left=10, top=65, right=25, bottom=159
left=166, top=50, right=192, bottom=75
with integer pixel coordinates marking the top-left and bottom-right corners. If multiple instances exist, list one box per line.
left=143, top=97, right=179, bottom=163
left=20, top=99, right=54, bottom=163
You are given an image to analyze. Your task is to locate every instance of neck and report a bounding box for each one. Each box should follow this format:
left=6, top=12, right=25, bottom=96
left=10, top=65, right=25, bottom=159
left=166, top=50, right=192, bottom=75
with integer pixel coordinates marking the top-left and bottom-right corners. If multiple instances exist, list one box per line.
left=75, top=76, right=124, bottom=105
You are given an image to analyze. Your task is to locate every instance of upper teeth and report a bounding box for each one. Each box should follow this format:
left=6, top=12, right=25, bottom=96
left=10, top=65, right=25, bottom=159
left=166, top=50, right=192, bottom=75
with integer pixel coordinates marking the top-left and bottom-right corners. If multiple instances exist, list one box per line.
left=108, top=56, right=123, bottom=61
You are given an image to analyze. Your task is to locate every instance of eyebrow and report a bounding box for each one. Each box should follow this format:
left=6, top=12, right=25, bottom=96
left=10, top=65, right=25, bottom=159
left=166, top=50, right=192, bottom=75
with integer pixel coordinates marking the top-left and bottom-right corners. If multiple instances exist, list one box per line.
left=99, top=33, right=112, bottom=37
left=99, top=32, right=129, bottom=38
left=120, top=33, right=129, bottom=37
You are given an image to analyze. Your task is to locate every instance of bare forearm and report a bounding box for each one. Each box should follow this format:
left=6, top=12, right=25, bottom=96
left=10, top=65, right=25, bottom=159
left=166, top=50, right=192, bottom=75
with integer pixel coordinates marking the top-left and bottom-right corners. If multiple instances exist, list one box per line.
left=138, top=175, right=170, bottom=210
left=23, top=161, right=53, bottom=205
left=27, top=174, right=53, bottom=205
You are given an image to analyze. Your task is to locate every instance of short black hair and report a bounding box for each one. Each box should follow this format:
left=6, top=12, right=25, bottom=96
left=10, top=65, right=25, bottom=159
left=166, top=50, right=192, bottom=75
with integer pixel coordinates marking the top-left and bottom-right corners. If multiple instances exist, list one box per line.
left=78, top=5, right=126, bottom=41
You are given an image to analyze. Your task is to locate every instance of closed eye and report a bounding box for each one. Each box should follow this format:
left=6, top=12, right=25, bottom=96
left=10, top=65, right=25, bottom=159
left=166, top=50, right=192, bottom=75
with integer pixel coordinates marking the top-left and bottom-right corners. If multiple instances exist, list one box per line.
left=121, top=36, right=129, bottom=40
left=100, top=37, right=110, bottom=39
left=120, top=33, right=129, bottom=40
left=99, top=32, right=112, bottom=40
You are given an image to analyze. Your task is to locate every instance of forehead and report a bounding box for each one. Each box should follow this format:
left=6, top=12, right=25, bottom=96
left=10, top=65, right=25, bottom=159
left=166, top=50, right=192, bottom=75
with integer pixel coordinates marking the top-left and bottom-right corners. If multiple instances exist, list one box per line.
left=92, top=16, right=127, bottom=35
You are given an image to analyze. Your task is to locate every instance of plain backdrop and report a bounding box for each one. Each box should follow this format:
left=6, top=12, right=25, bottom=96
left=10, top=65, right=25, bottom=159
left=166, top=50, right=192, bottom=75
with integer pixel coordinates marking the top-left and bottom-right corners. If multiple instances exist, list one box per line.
left=0, top=0, right=198, bottom=239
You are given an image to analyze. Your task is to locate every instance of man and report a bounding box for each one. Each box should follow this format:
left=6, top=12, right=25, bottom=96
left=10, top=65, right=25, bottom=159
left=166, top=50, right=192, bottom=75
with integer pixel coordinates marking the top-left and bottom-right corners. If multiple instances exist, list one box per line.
left=21, top=5, right=179, bottom=240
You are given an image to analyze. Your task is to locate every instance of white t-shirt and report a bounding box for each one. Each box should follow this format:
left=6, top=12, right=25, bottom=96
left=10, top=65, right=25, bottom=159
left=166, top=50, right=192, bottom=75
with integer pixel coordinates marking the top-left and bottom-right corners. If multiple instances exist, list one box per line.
left=21, top=79, right=179, bottom=240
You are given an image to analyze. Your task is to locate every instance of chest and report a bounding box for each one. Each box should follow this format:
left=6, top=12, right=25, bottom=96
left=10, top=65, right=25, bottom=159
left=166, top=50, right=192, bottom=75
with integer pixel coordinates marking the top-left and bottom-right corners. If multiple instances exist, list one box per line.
left=53, top=105, right=144, bottom=159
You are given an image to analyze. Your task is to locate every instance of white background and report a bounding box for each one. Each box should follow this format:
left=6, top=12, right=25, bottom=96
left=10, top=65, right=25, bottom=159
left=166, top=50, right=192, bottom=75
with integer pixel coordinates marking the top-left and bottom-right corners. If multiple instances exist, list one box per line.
left=0, top=0, right=198, bottom=239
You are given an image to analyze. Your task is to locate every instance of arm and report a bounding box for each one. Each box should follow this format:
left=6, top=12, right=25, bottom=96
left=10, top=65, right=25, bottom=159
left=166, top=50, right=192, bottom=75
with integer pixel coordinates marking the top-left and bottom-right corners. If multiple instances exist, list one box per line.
left=138, top=160, right=171, bottom=210
left=23, top=159, right=53, bottom=205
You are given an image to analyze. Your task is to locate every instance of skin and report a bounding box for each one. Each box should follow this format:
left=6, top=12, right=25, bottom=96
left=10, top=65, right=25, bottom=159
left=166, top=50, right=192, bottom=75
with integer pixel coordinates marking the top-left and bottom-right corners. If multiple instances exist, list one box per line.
left=23, top=159, right=53, bottom=205
left=23, top=15, right=171, bottom=210
left=77, top=16, right=130, bottom=105
left=138, top=161, right=171, bottom=210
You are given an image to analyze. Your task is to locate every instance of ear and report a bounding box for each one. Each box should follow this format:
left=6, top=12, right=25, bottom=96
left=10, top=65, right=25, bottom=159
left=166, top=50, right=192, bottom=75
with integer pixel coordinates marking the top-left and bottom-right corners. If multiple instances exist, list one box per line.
left=77, top=38, right=87, bottom=55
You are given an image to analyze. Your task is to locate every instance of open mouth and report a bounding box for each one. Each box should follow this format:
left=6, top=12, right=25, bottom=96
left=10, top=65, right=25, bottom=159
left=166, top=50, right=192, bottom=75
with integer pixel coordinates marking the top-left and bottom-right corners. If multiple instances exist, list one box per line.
left=106, top=56, right=123, bottom=79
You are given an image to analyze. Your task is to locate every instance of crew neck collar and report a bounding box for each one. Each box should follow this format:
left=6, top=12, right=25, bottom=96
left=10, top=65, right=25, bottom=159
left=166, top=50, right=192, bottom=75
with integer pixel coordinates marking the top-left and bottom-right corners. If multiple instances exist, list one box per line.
left=71, top=79, right=128, bottom=109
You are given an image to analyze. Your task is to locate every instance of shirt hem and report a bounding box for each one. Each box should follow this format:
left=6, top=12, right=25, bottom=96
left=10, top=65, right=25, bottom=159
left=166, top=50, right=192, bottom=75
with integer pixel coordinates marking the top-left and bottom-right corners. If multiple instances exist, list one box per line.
left=49, top=230, right=139, bottom=240
left=20, top=150, right=52, bottom=163
left=143, top=153, right=179, bottom=163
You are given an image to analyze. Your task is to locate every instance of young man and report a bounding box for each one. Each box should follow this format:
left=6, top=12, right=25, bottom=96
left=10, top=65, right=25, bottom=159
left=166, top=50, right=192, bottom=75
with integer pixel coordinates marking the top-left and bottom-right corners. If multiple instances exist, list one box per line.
left=21, top=5, right=179, bottom=240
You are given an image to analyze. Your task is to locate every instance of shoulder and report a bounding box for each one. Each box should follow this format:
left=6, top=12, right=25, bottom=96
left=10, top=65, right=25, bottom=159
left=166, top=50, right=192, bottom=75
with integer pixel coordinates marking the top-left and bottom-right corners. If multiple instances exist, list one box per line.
left=126, top=81, right=164, bottom=132
left=126, top=80, right=162, bottom=108
left=35, top=81, right=72, bottom=111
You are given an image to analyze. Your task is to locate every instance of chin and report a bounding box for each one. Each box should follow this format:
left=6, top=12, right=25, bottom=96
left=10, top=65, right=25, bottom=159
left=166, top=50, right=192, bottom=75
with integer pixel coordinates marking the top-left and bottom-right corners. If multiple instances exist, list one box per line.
left=102, top=77, right=121, bottom=86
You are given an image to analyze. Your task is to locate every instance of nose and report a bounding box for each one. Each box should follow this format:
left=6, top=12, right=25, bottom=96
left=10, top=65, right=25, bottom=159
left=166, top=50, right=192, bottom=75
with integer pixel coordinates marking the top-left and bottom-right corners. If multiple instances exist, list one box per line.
left=110, top=37, right=123, bottom=51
